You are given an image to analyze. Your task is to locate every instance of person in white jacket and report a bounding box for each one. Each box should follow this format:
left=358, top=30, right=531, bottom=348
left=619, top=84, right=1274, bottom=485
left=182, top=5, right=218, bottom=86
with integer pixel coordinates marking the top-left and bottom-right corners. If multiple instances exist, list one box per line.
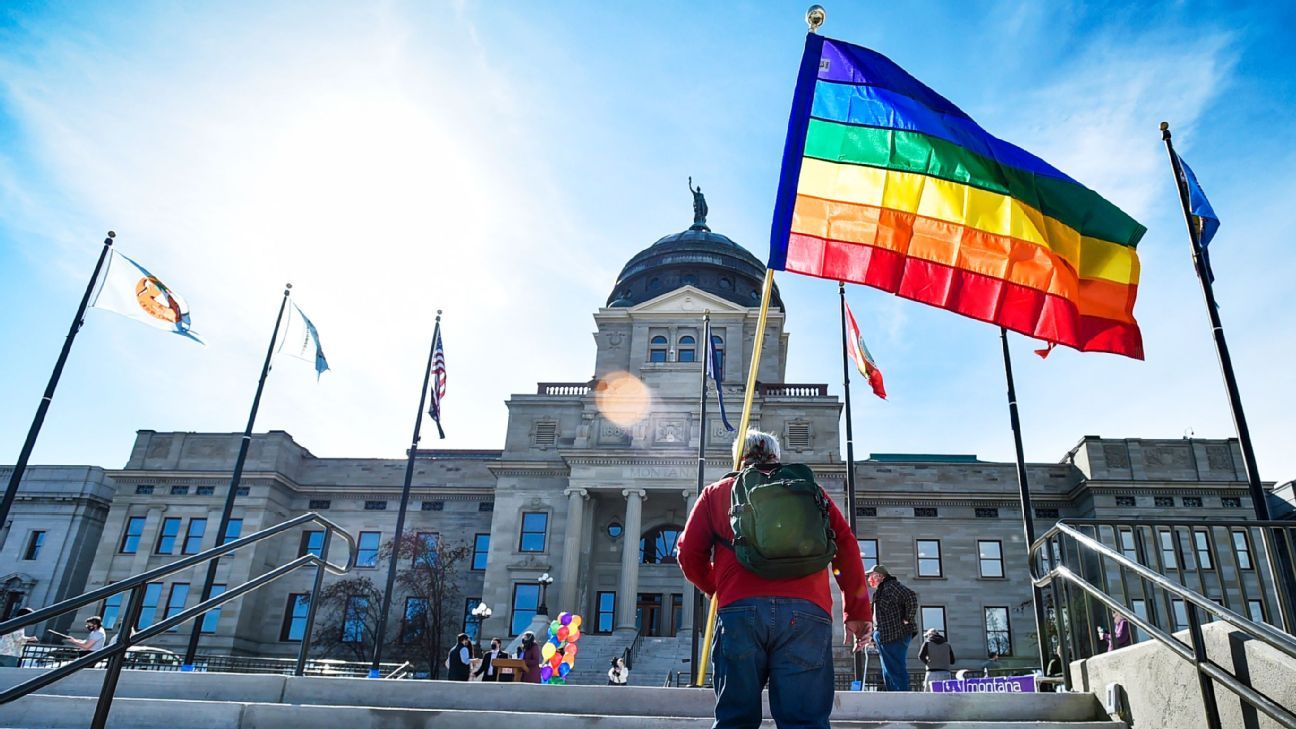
left=607, top=656, right=629, bottom=685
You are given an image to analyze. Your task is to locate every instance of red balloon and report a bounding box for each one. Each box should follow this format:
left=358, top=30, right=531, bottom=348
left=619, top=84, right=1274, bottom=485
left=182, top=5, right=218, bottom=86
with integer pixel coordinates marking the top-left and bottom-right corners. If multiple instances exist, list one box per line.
left=564, top=644, right=578, bottom=656
left=548, top=653, right=562, bottom=668
left=557, top=625, right=570, bottom=641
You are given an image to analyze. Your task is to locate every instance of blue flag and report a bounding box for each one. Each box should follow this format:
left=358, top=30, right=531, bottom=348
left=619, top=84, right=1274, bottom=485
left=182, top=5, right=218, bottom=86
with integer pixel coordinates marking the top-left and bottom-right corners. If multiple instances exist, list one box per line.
left=706, top=333, right=734, bottom=432
left=1177, top=155, right=1220, bottom=281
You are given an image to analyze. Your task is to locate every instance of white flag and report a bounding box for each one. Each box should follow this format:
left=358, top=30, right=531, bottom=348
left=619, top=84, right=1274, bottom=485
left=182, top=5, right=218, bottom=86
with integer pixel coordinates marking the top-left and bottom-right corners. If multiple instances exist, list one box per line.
left=278, top=302, right=329, bottom=378
left=91, top=250, right=202, bottom=343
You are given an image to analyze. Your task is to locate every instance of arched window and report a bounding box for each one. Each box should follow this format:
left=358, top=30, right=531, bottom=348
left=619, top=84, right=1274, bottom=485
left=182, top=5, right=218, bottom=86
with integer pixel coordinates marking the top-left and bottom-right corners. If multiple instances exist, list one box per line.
left=718, top=277, right=733, bottom=290
left=681, top=274, right=696, bottom=286
left=649, top=336, right=668, bottom=363
left=648, top=277, right=661, bottom=291
left=677, top=335, right=696, bottom=363
left=640, top=525, right=684, bottom=564
left=711, top=335, right=724, bottom=371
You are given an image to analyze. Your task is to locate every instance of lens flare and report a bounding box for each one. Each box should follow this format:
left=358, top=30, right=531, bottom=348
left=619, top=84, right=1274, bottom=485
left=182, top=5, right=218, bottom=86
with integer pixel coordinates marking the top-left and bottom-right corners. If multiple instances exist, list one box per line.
left=594, top=371, right=653, bottom=428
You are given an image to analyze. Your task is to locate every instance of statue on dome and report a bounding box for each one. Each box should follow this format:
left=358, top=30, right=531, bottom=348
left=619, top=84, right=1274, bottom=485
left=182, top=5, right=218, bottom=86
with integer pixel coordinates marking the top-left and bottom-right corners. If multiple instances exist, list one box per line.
left=688, top=177, right=709, bottom=230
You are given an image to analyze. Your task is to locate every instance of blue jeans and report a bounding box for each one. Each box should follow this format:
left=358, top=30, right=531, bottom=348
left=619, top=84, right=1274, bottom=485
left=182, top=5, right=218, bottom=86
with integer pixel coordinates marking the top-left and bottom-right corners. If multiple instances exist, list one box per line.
left=873, top=630, right=913, bottom=691
left=711, top=597, right=834, bottom=729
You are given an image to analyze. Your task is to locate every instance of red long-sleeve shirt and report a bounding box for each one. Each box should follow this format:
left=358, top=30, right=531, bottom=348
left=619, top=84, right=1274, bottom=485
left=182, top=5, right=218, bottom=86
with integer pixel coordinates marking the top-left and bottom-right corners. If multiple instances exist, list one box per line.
left=677, top=472, right=871, bottom=624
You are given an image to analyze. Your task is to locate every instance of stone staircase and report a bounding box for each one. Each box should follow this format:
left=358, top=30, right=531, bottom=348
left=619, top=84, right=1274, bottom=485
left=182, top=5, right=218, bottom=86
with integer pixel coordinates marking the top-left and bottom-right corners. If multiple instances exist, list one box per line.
left=627, top=634, right=691, bottom=686
left=562, top=633, right=632, bottom=685
left=0, top=667, right=1127, bottom=728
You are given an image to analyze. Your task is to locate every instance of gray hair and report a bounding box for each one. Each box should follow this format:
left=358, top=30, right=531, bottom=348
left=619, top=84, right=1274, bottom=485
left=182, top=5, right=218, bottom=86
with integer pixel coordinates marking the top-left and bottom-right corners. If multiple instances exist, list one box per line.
left=733, top=429, right=781, bottom=466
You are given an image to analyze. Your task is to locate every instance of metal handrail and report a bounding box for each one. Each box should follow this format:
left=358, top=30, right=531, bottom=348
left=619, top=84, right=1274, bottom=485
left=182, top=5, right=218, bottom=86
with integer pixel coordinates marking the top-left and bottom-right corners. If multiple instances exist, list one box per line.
left=384, top=660, right=414, bottom=679
left=621, top=629, right=643, bottom=670
left=1031, top=519, right=1296, bottom=729
left=0, top=512, right=355, bottom=726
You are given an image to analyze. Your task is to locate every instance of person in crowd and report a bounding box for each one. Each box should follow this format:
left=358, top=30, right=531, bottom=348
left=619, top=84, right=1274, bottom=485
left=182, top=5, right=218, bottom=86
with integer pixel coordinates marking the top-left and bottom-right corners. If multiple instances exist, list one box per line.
left=607, top=656, right=629, bottom=685
left=0, top=607, right=39, bottom=667
left=867, top=565, right=917, bottom=691
left=446, top=632, right=472, bottom=681
left=917, top=628, right=955, bottom=691
left=1107, top=614, right=1132, bottom=652
left=474, top=638, right=504, bottom=681
left=679, top=429, right=871, bottom=729
left=62, top=616, right=106, bottom=653
left=518, top=631, right=542, bottom=683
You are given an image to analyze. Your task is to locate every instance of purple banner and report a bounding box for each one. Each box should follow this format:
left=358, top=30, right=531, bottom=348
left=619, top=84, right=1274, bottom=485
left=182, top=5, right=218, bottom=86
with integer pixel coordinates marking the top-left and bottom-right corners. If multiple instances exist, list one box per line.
left=931, top=674, right=1037, bottom=693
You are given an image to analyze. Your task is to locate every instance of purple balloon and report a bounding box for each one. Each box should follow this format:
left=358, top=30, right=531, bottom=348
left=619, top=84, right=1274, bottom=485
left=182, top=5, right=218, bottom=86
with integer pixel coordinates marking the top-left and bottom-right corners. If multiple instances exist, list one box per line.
left=559, top=612, right=572, bottom=626
left=540, top=665, right=553, bottom=682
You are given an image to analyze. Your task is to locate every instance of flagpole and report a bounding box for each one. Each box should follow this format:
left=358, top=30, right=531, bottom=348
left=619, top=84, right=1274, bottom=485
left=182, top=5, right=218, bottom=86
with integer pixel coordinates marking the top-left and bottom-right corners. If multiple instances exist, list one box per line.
left=1160, top=122, right=1296, bottom=629
left=0, top=232, right=115, bottom=532
left=837, top=282, right=865, bottom=686
left=696, top=269, right=776, bottom=687
left=370, top=310, right=442, bottom=676
left=999, top=327, right=1050, bottom=669
left=690, top=313, right=712, bottom=684
left=183, top=283, right=293, bottom=669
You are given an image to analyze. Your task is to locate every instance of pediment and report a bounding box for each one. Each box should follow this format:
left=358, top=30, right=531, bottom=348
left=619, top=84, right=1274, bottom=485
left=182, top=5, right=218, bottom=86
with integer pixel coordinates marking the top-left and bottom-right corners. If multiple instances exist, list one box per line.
left=629, top=286, right=747, bottom=315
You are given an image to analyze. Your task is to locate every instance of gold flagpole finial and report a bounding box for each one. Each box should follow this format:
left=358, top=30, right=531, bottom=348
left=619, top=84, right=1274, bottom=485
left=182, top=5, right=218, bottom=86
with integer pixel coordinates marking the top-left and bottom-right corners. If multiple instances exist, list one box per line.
left=806, top=5, right=826, bottom=33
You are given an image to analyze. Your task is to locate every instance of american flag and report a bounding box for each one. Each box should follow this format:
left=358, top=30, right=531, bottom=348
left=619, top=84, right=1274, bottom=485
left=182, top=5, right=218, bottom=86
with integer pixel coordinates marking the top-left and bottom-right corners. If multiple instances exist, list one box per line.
left=428, top=324, right=447, bottom=439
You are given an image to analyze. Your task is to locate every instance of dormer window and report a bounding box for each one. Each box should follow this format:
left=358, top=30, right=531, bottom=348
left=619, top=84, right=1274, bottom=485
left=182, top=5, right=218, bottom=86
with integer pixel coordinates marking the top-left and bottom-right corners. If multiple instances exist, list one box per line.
left=678, top=335, right=696, bottom=363
left=649, top=336, right=668, bottom=363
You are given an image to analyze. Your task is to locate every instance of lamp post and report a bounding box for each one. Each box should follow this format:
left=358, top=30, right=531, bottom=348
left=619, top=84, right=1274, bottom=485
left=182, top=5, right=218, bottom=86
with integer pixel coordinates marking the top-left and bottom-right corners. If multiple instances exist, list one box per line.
left=470, top=602, right=493, bottom=654
left=537, top=573, right=554, bottom=616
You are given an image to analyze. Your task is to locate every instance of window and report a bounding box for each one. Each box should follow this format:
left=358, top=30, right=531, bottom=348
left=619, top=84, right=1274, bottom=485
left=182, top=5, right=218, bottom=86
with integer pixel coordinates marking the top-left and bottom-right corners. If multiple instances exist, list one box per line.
left=183, top=519, right=206, bottom=554
left=984, top=607, right=1011, bottom=656
left=102, top=591, right=123, bottom=630
left=1193, top=531, right=1213, bottom=570
left=308, top=499, right=331, bottom=510
left=280, top=593, right=310, bottom=641
left=472, top=534, right=490, bottom=571
left=1183, top=496, right=1203, bottom=508
left=138, top=583, right=164, bottom=629
left=165, top=583, right=189, bottom=630
left=201, top=584, right=225, bottom=633
left=421, top=500, right=445, bottom=511
left=1232, top=531, right=1253, bottom=570
left=1154, top=496, right=1174, bottom=507
left=120, top=517, right=146, bottom=553
left=677, top=335, right=696, bottom=363
left=975, top=507, right=999, bottom=519
left=921, top=606, right=947, bottom=636
left=357, top=532, right=381, bottom=567
left=402, top=597, right=428, bottom=644
left=155, top=517, right=181, bottom=554
left=519, top=512, right=548, bottom=552
left=1130, top=599, right=1149, bottom=642
left=917, top=540, right=942, bottom=577
left=196, top=486, right=215, bottom=496
left=1222, top=496, right=1242, bottom=508
left=135, top=485, right=154, bottom=495
left=978, top=540, right=1004, bottom=578
left=649, top=336, right=668, bottom=363
left=640, top=525, right=682, bottom=564
left=299, top=530, right=325, bottom=558
left=463, top=598, right=482, bottom=643
left=1158, top=530, right=1178, bottom=569
left=170, top=485, right=189, bottom=495
left=1115, top=496, right=1136, bottom=507
left=1247, top=599, right=1266, bottom=624
left=511, top=584, right=541, bottom=635
left=1171, top=599, right=1188, bottom=630
left=222, top=519, right=243, bottom=545
left=235, top=486, right=250, bottom=496
left=607, top=521, right=624, bottom=539
left=342, top=595, right=369, bottom=642
left=596, top=592, right=616, bottom=633
left=1118, top=529, right=1138, bottom=562
left=23, top=531, right=45, bottom=560
left=711, top=335, right=725, bottom=371
left=858, top=539, right=878, bottom=572
left=479, top=501, right=494, bottom=512
left=914, top=507, right=938, bottom=518
left=856, top=506, right=876, bottom=517
left=1035, top=508, right=1060, bottom=519
left=414, top=532, right=439, bottom=566
left=364, top=500, right=387, bottom=511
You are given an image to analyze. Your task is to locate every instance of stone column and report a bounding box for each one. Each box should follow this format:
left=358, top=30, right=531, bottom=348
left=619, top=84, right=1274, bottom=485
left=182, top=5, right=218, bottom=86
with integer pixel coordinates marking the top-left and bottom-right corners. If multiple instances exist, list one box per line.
left=680, top=489, right=698, bottom=635
left=558, top=488, right=588, bottom=614
left=616, top=489, right=647, bottom=631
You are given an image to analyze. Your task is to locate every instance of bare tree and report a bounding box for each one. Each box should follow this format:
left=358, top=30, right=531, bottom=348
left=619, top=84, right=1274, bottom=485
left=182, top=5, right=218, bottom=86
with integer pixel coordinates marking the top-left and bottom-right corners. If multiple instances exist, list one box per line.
left=310, top=575, right=386, bottom=663
left=388, top=532, right=471, bottom=679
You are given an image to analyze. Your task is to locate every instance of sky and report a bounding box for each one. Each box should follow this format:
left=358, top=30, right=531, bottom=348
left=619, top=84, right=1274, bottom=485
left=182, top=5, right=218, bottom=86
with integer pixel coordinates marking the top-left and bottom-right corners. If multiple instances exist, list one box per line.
left=2, top=1, right=1294, bottom=481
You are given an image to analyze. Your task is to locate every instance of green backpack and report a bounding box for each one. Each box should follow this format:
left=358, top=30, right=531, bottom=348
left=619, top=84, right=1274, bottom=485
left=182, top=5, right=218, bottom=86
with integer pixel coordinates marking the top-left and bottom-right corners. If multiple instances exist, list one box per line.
left=726, top=463, right=837, bottom=580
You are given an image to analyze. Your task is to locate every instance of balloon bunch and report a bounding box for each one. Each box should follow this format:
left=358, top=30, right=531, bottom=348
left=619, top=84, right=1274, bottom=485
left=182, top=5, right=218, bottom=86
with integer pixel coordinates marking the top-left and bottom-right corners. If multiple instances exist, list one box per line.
left=539, top=612, right=582, bottom=684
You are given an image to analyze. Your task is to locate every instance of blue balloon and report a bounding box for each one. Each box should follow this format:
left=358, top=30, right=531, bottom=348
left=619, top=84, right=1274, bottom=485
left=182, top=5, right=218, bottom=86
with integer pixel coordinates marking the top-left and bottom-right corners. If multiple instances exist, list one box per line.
left=558, top=662, right=571, bottom=677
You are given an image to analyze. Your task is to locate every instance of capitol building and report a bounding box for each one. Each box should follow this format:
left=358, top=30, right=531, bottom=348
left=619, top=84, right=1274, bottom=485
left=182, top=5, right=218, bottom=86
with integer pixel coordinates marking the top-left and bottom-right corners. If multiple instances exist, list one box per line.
left=1, top=201, right=1271, bottom=682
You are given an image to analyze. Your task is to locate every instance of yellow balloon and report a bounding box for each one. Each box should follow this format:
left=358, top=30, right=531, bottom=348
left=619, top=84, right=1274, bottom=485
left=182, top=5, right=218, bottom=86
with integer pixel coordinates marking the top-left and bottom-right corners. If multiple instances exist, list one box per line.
left=569, top=615, right=582, bottom=630
left=541, top=642, right=556, bottom=660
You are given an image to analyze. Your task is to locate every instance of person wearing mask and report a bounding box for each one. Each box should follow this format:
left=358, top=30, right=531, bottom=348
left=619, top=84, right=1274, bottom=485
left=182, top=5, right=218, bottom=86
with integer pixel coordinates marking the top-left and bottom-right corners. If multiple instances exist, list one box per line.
left=917, top=629, right=955, bottom=691
left=867, top=565, right=918, bottom=691
left=518, top=631, right=542, bottom=684
left=607, top=656, right=629, bottom=685
left=446, top=633, right=473, bottom=681
left=474, top=638, right=504, bottom=681
left=63, top=616, right=107, bottom=653
left=1106, top=614, right=1132, bottom=652
left=0, top=607, right=39, bottom=667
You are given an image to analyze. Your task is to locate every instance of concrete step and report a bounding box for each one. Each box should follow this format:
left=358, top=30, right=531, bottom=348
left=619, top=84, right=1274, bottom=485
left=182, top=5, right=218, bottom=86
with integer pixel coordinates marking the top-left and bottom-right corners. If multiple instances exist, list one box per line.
left=0, top=694, right=1128, bottom=729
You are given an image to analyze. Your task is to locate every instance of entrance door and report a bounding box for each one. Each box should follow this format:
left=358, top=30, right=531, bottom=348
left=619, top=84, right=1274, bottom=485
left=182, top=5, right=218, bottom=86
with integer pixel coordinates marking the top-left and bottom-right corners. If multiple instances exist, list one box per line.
left=636, top=593, right=663, bottom=636
left=668, top=593, right=684, bottom=636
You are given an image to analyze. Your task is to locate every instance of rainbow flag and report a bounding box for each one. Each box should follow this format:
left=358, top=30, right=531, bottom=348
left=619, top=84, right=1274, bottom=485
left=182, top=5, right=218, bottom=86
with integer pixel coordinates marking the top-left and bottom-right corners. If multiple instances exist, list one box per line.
left=768, top=35, right=1146, bottom=359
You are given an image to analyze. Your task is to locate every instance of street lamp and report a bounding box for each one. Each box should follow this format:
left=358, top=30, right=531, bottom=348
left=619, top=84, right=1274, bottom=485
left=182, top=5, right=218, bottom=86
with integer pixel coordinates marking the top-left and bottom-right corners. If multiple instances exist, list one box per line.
left=536, top=573, right=555, bottom=616
left=470, top=602, right=493, bottom=654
